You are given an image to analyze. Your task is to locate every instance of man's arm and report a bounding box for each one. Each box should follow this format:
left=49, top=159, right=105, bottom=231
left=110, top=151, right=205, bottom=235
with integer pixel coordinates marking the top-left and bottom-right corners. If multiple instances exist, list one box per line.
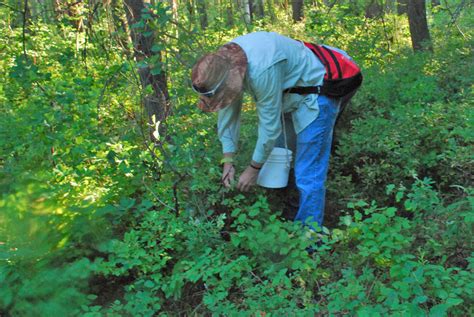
left=217, top=98, right=242, bottom=157
left=217, top=98, right=242, bottom=187
left=237, top=62, right=285, bottom=191
left=252, top=61, right=285, bottom=164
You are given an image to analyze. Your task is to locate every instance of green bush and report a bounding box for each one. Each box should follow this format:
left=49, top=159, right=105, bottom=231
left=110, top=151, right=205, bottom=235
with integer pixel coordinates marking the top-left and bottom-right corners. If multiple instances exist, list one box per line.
left=330, top=37, right=473, bottom=205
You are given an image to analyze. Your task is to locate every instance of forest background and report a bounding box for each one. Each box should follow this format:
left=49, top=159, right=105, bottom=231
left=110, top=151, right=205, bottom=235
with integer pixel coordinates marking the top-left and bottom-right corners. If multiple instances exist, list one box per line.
left=0, top=0, right=473, bottom=315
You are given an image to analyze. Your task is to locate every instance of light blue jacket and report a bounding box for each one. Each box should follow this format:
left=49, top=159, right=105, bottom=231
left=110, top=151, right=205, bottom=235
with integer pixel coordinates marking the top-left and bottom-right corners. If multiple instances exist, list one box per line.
left=217, top=31, right=326, bottom=163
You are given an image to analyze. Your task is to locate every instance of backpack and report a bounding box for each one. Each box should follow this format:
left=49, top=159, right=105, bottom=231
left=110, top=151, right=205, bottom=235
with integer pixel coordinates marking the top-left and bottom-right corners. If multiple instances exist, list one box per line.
left=284, top=42, right=363, bottom=99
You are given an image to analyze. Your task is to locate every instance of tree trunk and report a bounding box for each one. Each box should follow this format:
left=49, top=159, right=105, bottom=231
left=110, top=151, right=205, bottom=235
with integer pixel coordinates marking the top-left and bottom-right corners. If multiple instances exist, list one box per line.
left=240, top=0, right=252, bottom=25
left=19, top=0, right=31, bottom=56
left=248, top=0, right=254, bottom=20
left=397, top=0, right=408, bottom=14
left=13, top=0, right=31, bottom=28
left=226, top=1, right=234, bottom=26
left=254, top=0, right=264, bottom=19
left=407, top=0, right=433, bottom=52
left=365, top=0, right=383, bottom=18
left=292, top=0, right=304, bottom=22
left=110, top=0, right=132, bottom=54
left=185, top=0, right=195, bottom=25
left=196, top=0, right=208, bottom=29
left=123, top=0, right=169, bottom=123
left=385, top=0, right=396, bottom=13
left=170, top=0, right=178, bottom=21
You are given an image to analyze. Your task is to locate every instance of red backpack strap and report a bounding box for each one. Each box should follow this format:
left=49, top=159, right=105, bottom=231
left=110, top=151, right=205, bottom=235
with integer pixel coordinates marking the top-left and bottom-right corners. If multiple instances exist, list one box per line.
left=321, top=45, right=342, bottom=79
left=304, top=42, right=361, bottom=80
left=304, top=42, right=333, bottom=80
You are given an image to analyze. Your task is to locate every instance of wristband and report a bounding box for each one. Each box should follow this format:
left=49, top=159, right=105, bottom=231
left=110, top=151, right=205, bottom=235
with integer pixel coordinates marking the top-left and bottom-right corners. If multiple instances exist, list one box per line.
left=220, top=157, right=234, bottom=164
left=250, top=163, right=262, bottom=170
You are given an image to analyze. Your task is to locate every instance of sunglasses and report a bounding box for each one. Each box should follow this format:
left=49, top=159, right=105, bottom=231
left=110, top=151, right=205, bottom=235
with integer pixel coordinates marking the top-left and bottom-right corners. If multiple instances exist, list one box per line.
left=192, top=69, right=229, bottom=98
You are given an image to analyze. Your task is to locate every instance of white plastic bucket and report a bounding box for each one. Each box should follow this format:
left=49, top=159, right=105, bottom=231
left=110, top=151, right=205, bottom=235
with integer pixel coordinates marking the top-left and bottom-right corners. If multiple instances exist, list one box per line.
left=257, top=147, right=293, bottom=188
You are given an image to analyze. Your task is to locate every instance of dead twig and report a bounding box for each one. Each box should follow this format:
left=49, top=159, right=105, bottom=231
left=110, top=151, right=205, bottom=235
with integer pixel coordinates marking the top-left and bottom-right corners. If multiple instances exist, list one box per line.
left=442, top=0, right=469, bottom=39
left=142, top=177, right=176, bottom=212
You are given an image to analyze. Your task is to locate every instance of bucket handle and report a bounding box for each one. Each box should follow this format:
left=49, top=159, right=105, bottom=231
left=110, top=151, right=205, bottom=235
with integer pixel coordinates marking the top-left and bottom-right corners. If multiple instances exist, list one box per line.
left=280, top=103, right=291, bottom=169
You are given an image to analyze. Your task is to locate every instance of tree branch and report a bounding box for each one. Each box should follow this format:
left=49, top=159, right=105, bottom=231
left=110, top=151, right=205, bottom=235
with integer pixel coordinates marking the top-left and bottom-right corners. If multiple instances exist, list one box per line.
left=0, top=2, right=21, bottom=12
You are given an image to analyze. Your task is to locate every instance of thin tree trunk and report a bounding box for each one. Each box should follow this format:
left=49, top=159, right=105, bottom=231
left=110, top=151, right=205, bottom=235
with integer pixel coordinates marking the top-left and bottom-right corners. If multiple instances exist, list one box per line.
left=21, top=0, right=31, bottom=56
left=13, top=0, right=31, bottom=28
left=385, top=0, right=396, bottom=13
left=123, top=0, right=169, bottom=123
left=170, top=0, right=179, bottom=36
left=171, top=0, right=178, bottom=21
left=365, top=0, right=383, bottom=18
left=110, top=0, right=132, bottom=55
left=241, top=0, right=252, bottom=24
left=226, top=1, right=234, bottom=26
left=185, top=0, right=195, bottom=25
left=248, top=0, right=254, bottom=20
left=407, top=0, right=433, bottom=52
left=292, top=0, right=304, bottom=22
left=254, top=0, right=264, bottom=19
left=196, top=0, right=208, bottom=29
left=397, top=0, right=408, bottom=14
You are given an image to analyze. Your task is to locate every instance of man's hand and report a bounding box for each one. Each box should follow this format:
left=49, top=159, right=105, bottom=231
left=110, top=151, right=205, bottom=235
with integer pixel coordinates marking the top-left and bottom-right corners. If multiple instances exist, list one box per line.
left=237, top=165, right=261, bottom=192
left=222, top=163, right=235, bottom=188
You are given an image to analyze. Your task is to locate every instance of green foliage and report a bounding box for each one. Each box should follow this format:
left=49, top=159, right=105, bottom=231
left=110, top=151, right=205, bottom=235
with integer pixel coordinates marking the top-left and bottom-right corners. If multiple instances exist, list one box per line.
left=331, top=37, right=473, bottom=204
left=1, top=258, right=92, bottom=316
left=319, top=179, right=474, bottom=315
left=1, top=18, right=148, bottom=315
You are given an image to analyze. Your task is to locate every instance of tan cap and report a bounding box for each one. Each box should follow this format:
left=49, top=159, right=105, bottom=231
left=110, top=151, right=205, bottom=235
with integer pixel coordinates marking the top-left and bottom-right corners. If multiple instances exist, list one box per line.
left=191, top=43, right=247, bottom=112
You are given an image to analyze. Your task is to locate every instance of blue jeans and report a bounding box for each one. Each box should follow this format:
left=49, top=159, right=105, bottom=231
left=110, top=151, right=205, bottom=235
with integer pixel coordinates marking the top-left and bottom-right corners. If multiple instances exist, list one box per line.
left=294, top=95, right=340, bottom=230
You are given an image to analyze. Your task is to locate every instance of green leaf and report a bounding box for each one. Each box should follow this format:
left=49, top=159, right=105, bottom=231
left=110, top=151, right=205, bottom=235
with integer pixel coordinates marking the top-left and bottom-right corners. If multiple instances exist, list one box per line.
left=150, top=67, right=162, bottom=75
left=151, top=44, right=164, bottom=52
left=396, top=191, right=404, bottom=202
left=231, top=208, right=242, bottom=217
left=355, top=200, right=369, bottom=207
left=413, top=295, right=428, bottom=304
left=446, top=297, right=463, bottom=306
left=137, top=61, right=148, bottom=69
left=237, top=214, right=247, bottom=223
left=385, top=207, right=397, bottom=217
left=231, top=236, right=240, bottom=247
left=429, top=304, right=449, bottom=317
left=404, top=200, right=414, bottom=211
left=249, top=208, right=259, bottom=217
left=144, top=280, right=155, bottom=288
left=386, top=184, right=395, bottom=194
left=131, top=21, right=145, bottom=29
